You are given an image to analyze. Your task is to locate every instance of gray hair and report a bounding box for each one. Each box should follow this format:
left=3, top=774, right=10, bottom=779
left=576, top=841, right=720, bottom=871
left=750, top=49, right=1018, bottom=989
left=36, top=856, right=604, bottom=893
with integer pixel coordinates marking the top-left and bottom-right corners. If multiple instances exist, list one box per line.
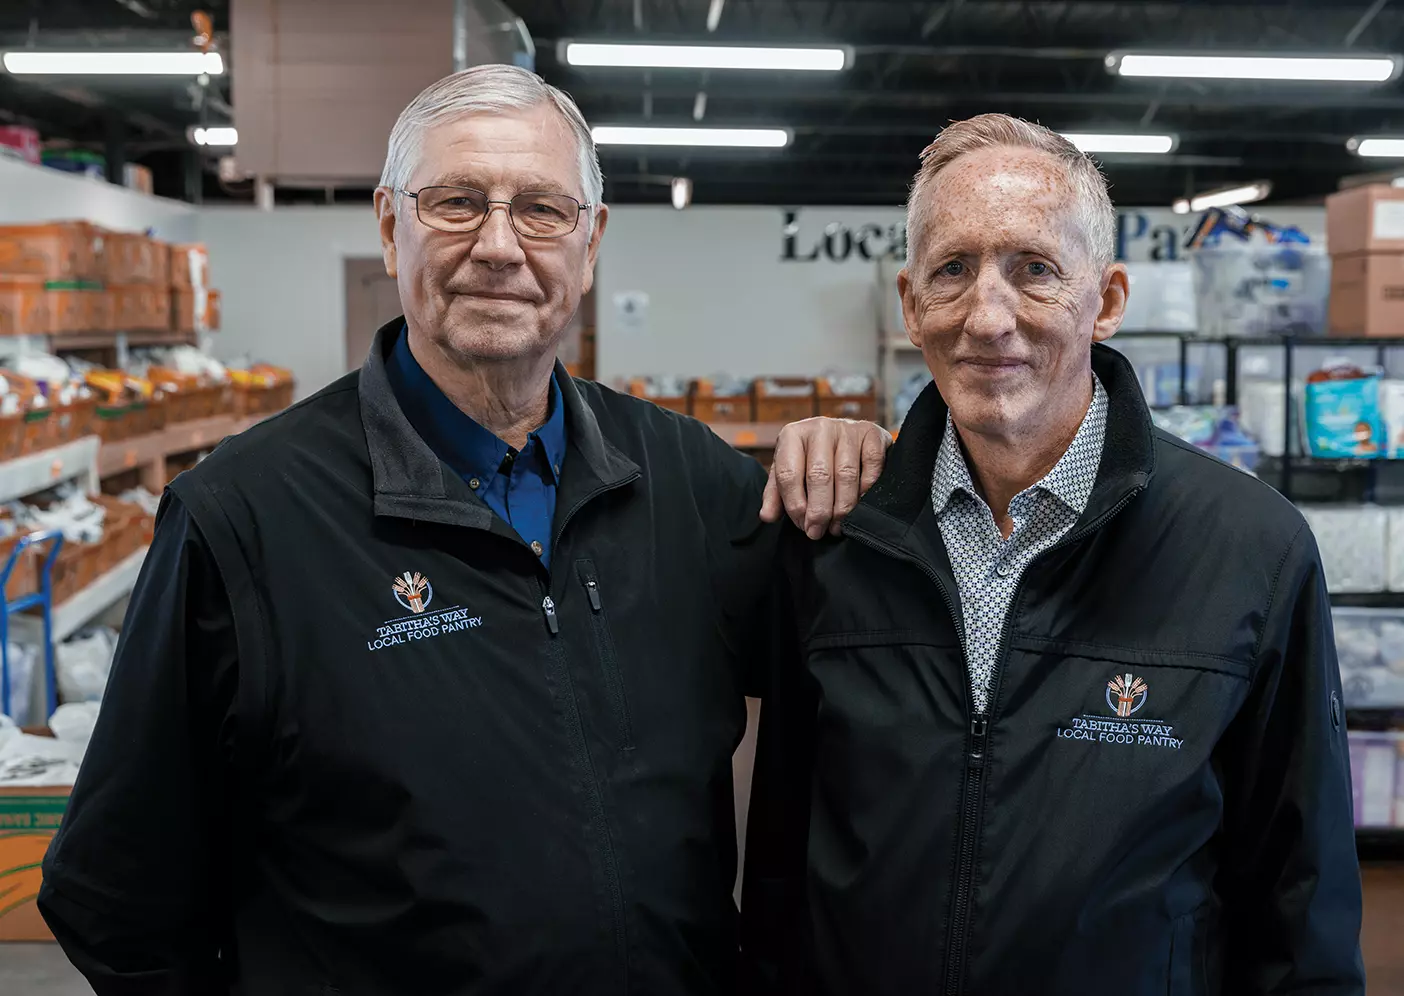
left=905, top=113, right=1115, bottom=268
left=380, top=64, right=604, bottom=223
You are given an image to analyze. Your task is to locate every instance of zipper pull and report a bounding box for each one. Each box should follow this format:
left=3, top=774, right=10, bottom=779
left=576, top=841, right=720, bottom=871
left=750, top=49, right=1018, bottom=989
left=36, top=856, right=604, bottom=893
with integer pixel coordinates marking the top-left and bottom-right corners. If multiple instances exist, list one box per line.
left=542, top=596, right=560, bottom=635
left=969, top=714, right=989, bottom=761
left=585, top=578, right=602, bottom=612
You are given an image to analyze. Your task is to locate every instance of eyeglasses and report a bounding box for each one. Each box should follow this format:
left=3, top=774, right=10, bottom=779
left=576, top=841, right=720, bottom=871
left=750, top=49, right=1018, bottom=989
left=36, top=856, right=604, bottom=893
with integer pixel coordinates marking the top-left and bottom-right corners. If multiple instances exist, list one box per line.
left=400, top=185, right=591, bottom=239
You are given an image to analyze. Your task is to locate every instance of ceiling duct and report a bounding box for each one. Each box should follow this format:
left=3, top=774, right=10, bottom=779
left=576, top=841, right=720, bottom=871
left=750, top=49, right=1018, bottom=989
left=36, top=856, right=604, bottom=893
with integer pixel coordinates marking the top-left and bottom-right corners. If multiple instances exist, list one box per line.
left=232, top=0, right=534, bottom=185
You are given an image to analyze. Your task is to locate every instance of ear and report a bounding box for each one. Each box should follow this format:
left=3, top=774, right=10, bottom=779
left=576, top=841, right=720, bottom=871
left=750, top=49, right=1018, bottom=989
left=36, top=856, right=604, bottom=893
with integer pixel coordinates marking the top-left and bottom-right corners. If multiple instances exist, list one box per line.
left=897, top=266, right=921, bottom=349
left=373, top=187, right=400, bottom=278
left=581, top=203, right=609, bottom=295
left=1092, top=262, right=1130, bottom=343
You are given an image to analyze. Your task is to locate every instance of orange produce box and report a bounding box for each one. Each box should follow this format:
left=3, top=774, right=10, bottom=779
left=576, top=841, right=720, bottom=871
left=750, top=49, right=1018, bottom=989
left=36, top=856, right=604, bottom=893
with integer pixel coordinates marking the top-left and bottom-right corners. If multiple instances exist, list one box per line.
left=206, top=289, right=221, bottom=331
left=101, top=231, right=165, bottom=285
left=168, top=243, right=210, bottom=289
left=0, top=785, right=68, bottom=942
left=690, top=379, right=753, bottom=423
left=0, top=280, right=49, bottom=335
left=0, top=222, right=100, bottom=282
left=753, top=377, right=818, bottom=423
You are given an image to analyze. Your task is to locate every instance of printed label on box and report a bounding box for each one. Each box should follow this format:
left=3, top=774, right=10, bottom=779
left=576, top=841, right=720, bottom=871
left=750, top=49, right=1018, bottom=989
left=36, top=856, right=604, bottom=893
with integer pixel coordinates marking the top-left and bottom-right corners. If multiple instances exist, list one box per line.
left=1373, top=200, right=1404, bottom=241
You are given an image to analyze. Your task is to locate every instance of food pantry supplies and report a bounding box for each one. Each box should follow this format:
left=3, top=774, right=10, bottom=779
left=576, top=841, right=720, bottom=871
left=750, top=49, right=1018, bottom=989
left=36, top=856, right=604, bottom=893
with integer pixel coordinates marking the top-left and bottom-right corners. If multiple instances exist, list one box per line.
left=1349, top=731, right=1404, bottom=828
left=1303, top=362, right=1384, bottom=458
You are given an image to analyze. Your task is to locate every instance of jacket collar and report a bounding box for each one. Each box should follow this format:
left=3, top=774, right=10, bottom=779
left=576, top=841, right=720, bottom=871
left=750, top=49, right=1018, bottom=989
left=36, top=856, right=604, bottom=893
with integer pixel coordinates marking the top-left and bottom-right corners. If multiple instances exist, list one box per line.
left=358, top=316, right=639, bottom=530
left=849, top=342, right=1156, bottom=544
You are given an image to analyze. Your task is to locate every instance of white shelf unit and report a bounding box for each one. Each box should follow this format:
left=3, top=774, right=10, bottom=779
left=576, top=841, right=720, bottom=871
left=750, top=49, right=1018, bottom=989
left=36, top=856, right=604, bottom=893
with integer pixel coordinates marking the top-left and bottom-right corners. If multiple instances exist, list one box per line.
left=0, top=436, right=99, bottom=505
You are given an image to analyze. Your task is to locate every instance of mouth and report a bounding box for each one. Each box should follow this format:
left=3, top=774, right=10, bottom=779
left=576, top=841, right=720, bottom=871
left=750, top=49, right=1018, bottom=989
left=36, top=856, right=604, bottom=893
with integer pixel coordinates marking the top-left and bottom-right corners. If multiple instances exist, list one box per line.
left=467, top=292, right=535, bottom=303
left=957, top=357, right=1028, bottom=372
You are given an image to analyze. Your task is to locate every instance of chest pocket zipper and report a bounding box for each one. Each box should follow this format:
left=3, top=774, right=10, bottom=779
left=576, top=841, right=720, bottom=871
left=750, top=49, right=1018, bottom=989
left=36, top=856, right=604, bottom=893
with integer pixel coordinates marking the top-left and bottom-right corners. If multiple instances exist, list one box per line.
left=578, top=561, right=635, bottom=751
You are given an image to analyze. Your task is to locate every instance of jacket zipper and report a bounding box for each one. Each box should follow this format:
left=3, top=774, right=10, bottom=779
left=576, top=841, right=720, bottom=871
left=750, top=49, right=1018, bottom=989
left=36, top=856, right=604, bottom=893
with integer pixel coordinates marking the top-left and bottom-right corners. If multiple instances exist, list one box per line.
left=534, top=472, right=640, bottom=994
left=845, top=484, right=1145, bottom=995
left=582, top=571, right=635, bottom=750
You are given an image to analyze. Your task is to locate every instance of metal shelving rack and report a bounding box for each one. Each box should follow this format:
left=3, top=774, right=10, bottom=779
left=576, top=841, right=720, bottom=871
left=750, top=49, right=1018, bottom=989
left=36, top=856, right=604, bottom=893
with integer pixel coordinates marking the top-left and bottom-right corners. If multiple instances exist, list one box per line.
left=1126, top=331, right=1404, bottom=853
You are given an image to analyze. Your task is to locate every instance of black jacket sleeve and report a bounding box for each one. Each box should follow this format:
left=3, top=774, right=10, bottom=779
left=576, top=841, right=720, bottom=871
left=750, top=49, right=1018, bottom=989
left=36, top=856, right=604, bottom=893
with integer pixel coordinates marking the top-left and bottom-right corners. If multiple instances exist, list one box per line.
left=39, top=491, right=240, bottom=995
left=1218, top=524, right=1365, bottom=995
left=738, top=528, right=815, bottom=994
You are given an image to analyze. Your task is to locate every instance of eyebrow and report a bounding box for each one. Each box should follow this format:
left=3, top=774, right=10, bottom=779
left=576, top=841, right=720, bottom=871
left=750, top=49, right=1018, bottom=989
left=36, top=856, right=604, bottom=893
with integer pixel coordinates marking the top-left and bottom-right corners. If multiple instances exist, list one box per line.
left=432, top=174, right=574, bottom=197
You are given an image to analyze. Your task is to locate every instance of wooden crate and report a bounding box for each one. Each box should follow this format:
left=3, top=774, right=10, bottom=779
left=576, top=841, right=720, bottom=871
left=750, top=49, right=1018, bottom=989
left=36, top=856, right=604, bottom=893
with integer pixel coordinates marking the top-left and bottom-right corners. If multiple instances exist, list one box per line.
left=753, top=377, right=817, bottom=423
left=690, top=379, right=753, bottom=423
left=817, top=376, right=879, bottom=421
left=0, top=531, right=37, bottom=603
left=627, top=378, right=689, bottom=415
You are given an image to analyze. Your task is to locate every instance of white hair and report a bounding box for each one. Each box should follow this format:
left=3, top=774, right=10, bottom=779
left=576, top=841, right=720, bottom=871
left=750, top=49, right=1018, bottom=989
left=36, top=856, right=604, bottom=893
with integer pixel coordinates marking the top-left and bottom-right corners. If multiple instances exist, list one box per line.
left=380, top=64, right=604, bottom=225
left=905, top=113, right=1115, bottom=268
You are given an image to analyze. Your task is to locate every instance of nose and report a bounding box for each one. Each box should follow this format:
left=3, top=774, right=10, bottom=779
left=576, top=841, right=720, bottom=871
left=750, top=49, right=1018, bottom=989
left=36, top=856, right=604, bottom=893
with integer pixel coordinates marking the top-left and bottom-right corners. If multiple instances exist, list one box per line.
left=962, top=264, right=1018, bottom=342
left=469, top=203, right=527, bottom=270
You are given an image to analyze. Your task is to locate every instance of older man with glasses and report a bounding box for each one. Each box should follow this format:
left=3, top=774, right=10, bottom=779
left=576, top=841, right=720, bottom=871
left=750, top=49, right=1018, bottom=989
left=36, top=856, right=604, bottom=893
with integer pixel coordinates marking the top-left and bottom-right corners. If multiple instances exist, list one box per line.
left=37, top=65, right=890, bottom=995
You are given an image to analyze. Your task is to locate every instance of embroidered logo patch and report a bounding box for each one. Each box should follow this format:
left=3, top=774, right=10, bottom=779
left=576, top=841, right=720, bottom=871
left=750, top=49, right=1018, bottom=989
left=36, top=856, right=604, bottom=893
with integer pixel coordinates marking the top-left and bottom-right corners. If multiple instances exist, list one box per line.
left=365, top=571, right=483, bottom=652
left=392, top=572, right=433, bottom=614
left=1055, top=671, right=1183, bottom=750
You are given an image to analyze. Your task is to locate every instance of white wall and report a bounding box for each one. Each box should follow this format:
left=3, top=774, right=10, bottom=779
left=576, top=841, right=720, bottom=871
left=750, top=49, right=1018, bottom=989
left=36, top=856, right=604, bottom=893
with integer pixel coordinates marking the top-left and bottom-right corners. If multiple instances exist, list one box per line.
left=595, top=206, right=903, bottom=381
left=0, top=157, right=197, bottom=240
left=197, top=205, right=383, bottom=398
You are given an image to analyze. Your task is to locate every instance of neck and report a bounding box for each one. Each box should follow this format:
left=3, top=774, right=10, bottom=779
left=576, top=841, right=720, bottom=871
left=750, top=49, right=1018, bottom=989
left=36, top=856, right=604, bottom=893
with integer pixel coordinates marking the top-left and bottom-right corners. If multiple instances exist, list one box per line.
left=956, top=375, right=1093, bottom=537
left=407, top=330, right=555, bottom=450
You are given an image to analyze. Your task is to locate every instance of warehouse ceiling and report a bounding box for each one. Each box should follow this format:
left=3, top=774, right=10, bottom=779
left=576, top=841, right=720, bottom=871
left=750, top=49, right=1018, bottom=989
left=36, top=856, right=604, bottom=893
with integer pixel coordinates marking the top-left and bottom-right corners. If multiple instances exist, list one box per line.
left=5, top=1, right=1404, bottom=208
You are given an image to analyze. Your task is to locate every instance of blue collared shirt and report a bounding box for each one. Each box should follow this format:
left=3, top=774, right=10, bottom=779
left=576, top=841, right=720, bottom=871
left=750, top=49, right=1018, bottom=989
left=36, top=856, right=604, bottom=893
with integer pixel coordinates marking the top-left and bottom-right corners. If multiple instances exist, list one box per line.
left=385, top=327, right=566, bottom=569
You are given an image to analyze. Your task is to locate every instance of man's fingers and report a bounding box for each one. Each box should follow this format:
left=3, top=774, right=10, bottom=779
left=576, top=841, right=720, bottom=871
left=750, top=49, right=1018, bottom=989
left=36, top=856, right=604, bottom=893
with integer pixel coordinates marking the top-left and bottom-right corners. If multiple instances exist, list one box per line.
left=770, top=423, right=812, bottom=531
left=760, top=467, right=783, bottom=523
left=802, top=424, right=837, bottom=541
left=828, top=429, right=865, bottom=527
left=859, top=425, right=894, bottom=493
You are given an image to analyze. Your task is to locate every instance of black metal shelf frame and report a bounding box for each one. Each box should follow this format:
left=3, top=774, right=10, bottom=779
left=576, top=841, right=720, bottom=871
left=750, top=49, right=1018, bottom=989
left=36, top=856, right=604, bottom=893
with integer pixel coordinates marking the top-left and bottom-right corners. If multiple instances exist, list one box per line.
left=1119, top=331, right=1404, bottom=502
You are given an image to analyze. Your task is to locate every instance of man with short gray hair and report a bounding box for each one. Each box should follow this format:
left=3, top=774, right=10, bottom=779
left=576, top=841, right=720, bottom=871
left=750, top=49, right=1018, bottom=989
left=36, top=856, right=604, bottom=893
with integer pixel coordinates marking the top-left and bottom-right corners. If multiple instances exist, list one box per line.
left=38, top=64, right=890, bottom=994
left=744, top=113, right=1364, bottom=994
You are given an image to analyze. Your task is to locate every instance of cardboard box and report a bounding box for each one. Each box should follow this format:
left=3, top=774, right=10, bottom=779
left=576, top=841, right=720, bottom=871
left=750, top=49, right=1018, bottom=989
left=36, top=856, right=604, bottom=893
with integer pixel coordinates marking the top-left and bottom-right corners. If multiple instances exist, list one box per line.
left=1329, top=252, right=1404, bottom=337
left=172, top=287, right=217, bottom=334
left=101, top=232, right=167, bottom=286
left=168, top=243, right=210, bottom=290
left=1328, top=185, right=1404, bottom=256
left=111, top=285, right=173, bottom=332
left=0, top=785, right=67, bottom=941
left=0, top=223, right=101, bottom=282
left=817, top=376, right=879, bottom=421
left=0, top=280, right=49, bottom=335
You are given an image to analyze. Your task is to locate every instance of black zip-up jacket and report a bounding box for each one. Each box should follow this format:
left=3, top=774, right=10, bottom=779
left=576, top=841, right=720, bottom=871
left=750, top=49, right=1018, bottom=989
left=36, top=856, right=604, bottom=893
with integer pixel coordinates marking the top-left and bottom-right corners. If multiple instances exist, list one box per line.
left=40, top=320, right=778, bottom=995
left=742, top=344, right=1364, bottom=996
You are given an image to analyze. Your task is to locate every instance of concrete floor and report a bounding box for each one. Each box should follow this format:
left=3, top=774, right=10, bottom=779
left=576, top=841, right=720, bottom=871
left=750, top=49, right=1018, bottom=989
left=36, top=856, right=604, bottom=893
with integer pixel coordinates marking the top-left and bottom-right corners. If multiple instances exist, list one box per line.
left=0, top=944, right=91, bottom=995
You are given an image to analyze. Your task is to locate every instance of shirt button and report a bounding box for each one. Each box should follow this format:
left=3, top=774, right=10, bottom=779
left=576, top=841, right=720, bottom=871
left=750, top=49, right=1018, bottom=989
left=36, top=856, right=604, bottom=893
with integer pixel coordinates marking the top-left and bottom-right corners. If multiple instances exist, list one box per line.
left=531, top=541, right=544, bottom=557
left=553, top=463, right=560, bottom=476
left=996, top=561, right=1014, bottom=578
left=469, top=477, right=481, bottom=490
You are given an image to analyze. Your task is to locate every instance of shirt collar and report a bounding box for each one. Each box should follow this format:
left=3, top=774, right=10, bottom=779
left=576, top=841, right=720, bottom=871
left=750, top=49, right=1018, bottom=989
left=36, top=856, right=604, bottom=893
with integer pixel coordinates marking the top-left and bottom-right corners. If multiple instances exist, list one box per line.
left=385, top=325, right=567, bottom=486
left=932, top=373, right=1109, bottom=518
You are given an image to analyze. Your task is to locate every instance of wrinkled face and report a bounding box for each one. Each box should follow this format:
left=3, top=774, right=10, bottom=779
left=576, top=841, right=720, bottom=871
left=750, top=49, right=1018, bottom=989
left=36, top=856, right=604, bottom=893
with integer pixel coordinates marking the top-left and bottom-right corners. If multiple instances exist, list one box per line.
left=898, top=145, right=1126, bottom=443
left=374, top=103, right=607, bottom=366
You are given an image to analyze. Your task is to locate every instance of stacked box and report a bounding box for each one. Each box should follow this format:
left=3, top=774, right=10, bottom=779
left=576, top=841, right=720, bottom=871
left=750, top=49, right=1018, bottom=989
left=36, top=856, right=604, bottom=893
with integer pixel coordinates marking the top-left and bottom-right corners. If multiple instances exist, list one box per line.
left=1326, top=184, right=1404, bottom=338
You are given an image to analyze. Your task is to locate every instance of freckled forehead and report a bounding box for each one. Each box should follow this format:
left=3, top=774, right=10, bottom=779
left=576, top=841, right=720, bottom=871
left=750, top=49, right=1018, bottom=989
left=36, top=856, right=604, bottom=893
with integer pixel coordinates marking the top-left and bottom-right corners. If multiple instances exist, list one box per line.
left=924, top=145, right=1082, bottom=252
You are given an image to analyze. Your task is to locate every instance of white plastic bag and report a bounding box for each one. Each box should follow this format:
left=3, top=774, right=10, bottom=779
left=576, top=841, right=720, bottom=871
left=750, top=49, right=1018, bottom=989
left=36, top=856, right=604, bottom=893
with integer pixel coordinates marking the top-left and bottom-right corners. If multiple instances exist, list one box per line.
left=2, top=641, right=37, bottom=727
left=56, top=626, right=117, bottom=703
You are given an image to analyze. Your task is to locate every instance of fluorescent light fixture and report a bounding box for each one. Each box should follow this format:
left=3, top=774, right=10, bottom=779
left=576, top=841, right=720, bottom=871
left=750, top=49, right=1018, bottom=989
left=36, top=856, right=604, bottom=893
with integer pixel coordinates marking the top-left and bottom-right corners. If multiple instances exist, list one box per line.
left=192, top=126, right=238, bottom=147
left=1351, top=137, right=1404, bottom=157
left=592, top=125, right=790, bottom=148
left=563, top=42, right=847, bottom=71
left=1060, top=133, right=1175, bottom=154
left=1186, top=181, right=1271, bottom=212
left=1173, top=198, right=1191, bottom=214
left=1108, top=51, right=1398, bottom=82
left=2, top=50, right=224, bottom=75
left=671, top=176, right=693, bottom=209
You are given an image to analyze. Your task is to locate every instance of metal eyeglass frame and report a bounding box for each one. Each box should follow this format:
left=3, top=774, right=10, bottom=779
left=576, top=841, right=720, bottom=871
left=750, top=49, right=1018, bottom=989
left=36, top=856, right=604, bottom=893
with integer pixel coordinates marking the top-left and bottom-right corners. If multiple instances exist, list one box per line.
left=398, top=185, right=593, bottom=239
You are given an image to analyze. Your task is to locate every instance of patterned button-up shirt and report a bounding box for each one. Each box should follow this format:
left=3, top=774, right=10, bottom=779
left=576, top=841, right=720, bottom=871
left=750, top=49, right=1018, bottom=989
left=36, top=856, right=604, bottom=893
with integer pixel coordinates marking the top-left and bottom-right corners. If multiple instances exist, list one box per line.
left=931, top=375, right=1109, bottom=714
